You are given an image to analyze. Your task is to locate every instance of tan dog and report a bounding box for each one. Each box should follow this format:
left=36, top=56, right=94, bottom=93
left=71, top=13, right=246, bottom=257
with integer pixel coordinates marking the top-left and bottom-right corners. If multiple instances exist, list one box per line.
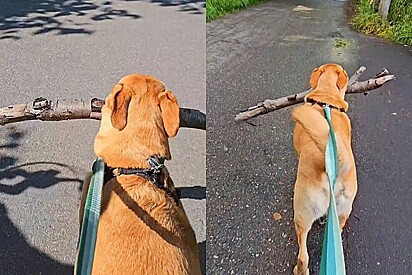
left=76, top=74, right=201, bottom=275
left=291, top=64, right=357, bottom=275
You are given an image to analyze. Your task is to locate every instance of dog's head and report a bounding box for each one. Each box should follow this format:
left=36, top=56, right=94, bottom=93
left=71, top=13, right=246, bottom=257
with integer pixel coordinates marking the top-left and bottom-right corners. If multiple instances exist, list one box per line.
left=309, top=63, right=348, bottom=94
left=94, top=74, right=180, bottom=167
left=306, top=63, right=349, bottom=111
left=105, top=74, right=180, bottom=135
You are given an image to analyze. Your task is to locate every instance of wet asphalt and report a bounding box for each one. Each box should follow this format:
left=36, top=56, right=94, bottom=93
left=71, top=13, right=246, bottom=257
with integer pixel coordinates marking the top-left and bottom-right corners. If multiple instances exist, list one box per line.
left=207, top=0, right=412, bottom=274
left=0, top=1, right=205, bottom=274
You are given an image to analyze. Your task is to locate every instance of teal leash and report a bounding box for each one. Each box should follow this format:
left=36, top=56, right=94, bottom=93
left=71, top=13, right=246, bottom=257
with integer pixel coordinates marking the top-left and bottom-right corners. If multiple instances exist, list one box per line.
left=76, top=158, right=105, bottom=275
left=319, top=106, right=346, bottom=275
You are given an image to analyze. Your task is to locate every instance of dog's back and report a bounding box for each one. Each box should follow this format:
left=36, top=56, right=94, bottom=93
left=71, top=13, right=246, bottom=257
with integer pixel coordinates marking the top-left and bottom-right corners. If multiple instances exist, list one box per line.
left=292, top=104, right=355, bottom=179
left=88, top=176, right=201, bottom=275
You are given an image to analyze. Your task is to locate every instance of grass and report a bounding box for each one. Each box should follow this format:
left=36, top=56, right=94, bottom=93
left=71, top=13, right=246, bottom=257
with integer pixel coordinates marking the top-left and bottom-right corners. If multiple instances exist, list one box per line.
left=351, top=0, right=412, bottom=45
left=334, top=38, right=346, bottom=48
left=388, top=0, right=412, bottom=45
left=206, top=0, right=268, bottom=21
left=334, top=38, right=354, bottom=48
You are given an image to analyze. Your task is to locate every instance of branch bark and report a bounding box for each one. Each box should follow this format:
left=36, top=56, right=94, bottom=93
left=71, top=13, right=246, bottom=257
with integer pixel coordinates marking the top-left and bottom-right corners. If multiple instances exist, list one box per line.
left=235, top=67, right=395, bottom=122
left=0, top=98, right=206, bottom=130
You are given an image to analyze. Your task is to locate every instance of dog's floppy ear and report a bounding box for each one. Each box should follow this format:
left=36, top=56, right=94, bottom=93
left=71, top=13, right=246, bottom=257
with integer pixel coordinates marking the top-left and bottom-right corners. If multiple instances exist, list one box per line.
left=158, top=90, right=180, bottom=138
left=110, top=84, right=132, bottom=131
left=337, top=69, right=349, bottom=91
left=309, top=67, right=323, bottom=89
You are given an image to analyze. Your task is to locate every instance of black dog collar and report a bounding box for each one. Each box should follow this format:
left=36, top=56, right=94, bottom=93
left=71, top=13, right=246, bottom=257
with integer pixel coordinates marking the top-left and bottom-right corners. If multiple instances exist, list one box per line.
left=101, top=156, right=180, bottom=204
left=306, top=98, right=346, bottom=113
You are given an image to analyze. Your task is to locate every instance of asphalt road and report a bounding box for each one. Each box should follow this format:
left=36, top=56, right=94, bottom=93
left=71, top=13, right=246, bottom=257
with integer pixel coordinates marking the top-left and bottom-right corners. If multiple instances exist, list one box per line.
left=207, top=0, right=412, bottom=274
left=0, top=1, right=205, bottom=274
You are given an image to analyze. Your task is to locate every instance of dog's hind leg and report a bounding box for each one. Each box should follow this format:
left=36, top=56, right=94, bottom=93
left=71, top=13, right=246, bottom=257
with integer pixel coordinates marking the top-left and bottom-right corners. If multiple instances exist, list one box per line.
left=293, top=182, right=323, bottom=275
left=335, top=175, right=357, bottom=233
left=293, top=221, right=310, bottom=275
left=336, top=196, right=354, bottom=233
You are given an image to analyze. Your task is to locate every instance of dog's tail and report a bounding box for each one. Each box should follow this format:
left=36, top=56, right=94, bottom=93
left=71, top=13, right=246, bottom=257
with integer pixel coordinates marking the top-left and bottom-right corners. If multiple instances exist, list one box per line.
left=292, top=105, right=330, bottom=153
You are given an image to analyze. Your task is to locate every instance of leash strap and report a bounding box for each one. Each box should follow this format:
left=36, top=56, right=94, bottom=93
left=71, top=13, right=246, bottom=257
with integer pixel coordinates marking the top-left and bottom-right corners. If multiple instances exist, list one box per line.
left=76, top=158, right=105, bottom=275
left=320, top=107, right=346, bottom=275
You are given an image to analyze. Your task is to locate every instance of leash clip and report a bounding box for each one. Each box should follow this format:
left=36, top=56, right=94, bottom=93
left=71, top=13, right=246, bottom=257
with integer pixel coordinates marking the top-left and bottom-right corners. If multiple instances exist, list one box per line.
left=112, top=168, right=121, bottom=177
left=147, top=156, right=165, bottom=174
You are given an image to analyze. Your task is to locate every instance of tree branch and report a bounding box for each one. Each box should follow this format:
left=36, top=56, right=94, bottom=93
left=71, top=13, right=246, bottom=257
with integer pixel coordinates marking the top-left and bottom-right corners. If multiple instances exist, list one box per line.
left=235, top=66, right=395, bottom=122
left=0, top=98, right=206, bottom=130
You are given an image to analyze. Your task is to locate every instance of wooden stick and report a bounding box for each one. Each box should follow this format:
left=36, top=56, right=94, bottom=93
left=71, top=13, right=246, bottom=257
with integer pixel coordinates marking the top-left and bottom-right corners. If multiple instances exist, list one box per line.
left=0, top=98, right=206, bottom=130
left=235, top=67, right=395, bottom=122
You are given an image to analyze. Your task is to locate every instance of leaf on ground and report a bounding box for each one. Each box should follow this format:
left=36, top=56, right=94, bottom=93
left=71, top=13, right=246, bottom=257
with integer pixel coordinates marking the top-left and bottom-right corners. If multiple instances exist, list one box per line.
left=273, top=212, right=282, bottom=221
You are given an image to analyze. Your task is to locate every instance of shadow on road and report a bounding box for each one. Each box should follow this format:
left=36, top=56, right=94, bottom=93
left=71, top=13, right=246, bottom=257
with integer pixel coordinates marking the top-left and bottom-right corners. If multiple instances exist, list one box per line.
left=180, top=185, right=205, bottom=200
left=179, top=185, right=206, bottom=273
left=0, top=127, right=80, bottom=274
left=0, top=163, right=83, bottom=195
left=0, top=128, right=83, bottom=195
left=0, top=0, right=205, bottom=40
left=0, top=0, right=141, bottom=40
left=0, top=202, right=74, bottom=274
left=124, top=0, right=205, bottom=14
left=198, top=240, right=206, bottom=275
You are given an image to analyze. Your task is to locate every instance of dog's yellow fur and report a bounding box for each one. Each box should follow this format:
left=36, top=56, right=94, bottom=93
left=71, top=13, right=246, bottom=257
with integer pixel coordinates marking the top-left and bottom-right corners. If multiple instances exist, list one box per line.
left=292, top=64, right=357, bottom=275
left=76, top=74, right=201, bottom=275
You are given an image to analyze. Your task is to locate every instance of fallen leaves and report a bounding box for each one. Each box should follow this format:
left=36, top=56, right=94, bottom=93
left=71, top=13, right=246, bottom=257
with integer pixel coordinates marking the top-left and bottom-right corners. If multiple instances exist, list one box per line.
left=273, top=212, right=282, bottom=221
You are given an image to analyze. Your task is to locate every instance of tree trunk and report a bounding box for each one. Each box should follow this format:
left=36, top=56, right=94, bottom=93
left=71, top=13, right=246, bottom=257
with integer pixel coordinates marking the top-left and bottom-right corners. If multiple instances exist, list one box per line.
left=379, top=0, right=391, bottom=20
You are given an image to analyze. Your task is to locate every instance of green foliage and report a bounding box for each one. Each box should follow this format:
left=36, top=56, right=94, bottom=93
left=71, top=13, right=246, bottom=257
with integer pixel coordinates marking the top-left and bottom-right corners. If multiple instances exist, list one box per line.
left=207, top=0, right=267, bottom=21
left=388, top=0, right=412, bottom=24
left=388, top=0, right=412, bottom=45
left=352, top=0, right=412, bottom=45
left=352, top=0, right=392, bottom=36
left=334, top=38, right=354, bottom=48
